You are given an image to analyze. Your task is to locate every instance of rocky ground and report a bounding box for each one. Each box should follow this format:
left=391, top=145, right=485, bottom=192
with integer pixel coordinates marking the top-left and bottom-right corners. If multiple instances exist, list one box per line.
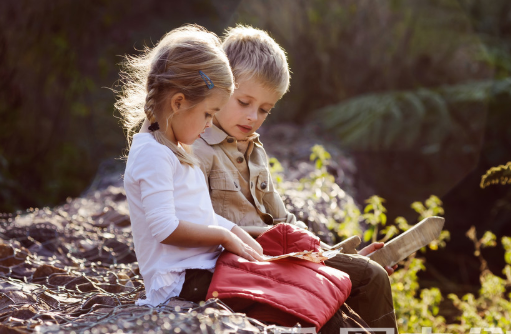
left=0, top=123, right=357, bottom=333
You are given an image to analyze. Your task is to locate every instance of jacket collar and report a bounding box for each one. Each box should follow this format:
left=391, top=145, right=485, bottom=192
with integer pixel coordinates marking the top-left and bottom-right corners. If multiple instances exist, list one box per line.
left=201, top=124, right=263, bottom=147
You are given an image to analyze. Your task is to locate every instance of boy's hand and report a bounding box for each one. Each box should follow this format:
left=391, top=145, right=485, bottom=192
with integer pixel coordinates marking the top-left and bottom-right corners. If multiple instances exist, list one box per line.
left=358, top=242, right=398, bottom=276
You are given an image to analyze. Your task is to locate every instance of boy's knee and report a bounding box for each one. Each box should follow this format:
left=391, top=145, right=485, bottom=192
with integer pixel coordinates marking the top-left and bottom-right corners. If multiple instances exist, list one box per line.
left=365, top=259, right=391, bottom=288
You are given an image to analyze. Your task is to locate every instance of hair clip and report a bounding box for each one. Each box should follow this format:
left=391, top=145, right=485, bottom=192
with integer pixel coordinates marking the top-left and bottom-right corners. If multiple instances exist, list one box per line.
left=199, top=70, right=214, bottom=89
left=148, top=122, right=160, bottom=132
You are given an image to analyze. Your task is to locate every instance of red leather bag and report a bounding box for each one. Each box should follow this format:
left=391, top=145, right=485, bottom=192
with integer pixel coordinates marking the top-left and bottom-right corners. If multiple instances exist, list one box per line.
left=206, top=223, right=352, bottom=331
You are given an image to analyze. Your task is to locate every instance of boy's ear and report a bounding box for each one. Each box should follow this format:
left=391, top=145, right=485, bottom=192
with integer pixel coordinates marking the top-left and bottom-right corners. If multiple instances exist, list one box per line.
left=169, top=93, right=186, bottom=113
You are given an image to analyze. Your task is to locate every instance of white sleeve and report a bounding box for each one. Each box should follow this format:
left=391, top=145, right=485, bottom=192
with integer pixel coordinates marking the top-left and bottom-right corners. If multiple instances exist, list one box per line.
left=215, top=213, right=235, bottom=231
left=131, top=146, right=180, bottom=243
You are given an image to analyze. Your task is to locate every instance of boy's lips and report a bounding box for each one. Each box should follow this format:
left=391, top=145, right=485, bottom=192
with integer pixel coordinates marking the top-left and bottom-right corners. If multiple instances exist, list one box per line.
left=237, top=125, right=252, bottom=133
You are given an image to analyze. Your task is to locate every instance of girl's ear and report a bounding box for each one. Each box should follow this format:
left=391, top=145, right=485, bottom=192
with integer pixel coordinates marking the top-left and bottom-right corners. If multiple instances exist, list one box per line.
left=170, top=93, right=186, bottom=113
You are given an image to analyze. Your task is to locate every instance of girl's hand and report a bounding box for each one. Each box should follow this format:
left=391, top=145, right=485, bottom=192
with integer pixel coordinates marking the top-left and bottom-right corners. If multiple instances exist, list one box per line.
left=222, top=232, right=265, bottom=262
left=231, top=226, right=264, bottom=256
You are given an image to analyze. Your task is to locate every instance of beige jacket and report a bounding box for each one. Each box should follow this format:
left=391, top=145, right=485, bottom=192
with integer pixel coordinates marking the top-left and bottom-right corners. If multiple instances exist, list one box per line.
left=193, top=125, right=297, bottom=227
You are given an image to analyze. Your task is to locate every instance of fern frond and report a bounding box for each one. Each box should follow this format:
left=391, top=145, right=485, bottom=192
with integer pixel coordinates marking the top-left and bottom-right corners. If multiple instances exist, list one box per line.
left=480, top=162, right=511, bottom=188
left=318, top=79, right=511, bottom=151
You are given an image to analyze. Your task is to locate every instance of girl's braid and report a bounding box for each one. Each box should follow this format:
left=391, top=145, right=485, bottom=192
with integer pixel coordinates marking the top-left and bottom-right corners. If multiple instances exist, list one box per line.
left=144, top=87, right=158, bottom=125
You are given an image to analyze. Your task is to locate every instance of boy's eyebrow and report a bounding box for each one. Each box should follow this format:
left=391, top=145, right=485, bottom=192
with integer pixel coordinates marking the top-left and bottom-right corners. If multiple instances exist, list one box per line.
left=242, top=93, right=275, bottom=108
left=240, top=94, right=275, bottom=107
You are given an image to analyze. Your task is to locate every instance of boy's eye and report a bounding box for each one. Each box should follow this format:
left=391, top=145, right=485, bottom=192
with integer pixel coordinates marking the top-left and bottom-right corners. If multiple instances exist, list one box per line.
left=205, top=112, right=213, bottom=119
left=238, top=99, right=249, bottom=106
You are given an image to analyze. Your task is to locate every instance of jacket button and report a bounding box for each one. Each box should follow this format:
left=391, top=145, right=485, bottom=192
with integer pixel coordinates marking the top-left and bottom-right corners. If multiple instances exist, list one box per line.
left=234, top=182, right=238, bottom=188
left=250, top=182, right=253, bottom=188
left=227, top=138, right=234, bottom=143
left=261, top=182, right=267, bottom=189
left=236, top=157, right=244, bottom=163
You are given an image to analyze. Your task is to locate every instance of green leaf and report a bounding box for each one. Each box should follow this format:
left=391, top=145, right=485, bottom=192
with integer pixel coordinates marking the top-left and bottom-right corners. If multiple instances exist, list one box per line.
left=481, top=231, right=497, bottom=248
left=411, top=201, right=425, bottom=214
left=315, top=159, right=322, bottom=170
left=364, top=204, right=374, bottom=213
left=379, top=213, right=387, bottom=226
left=502, top=236, right=511, bottom=251
left=363, top=229, right=373, bottom=242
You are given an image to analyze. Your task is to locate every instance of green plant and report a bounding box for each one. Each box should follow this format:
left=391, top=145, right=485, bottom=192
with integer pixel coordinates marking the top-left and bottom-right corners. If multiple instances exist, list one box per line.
left=361, top=195, right=387, bottom=243
left=481, top=161, right=511, bottom=188
left=446, top=229, right=511, bottom=332
left=390, top=257, right=448, bottom=333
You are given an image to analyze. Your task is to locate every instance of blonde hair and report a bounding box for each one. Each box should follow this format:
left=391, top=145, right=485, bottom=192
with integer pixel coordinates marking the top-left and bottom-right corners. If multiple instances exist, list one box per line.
left=116, top=24, right=234, bottom=166
left=222, top=25, right=290, bottom=97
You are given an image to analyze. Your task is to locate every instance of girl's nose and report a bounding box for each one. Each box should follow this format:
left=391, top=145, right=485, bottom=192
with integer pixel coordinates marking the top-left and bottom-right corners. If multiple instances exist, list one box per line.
left=205, top=118, right=213, bottom=128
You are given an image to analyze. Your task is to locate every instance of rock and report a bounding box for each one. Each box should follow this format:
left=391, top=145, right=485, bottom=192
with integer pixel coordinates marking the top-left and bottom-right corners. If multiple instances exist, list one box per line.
left=4, top=291, right=36, bottom=304
left=33, top=265, right=67, bottom=280
left=0, top=324, right=26, bottom=334
left=0, top=295, right=14, bottom=309
left=0, top=245, right=27, bottom=267
left=82, top=294, right=120, bottom=310
left=47, top=274, right=78, bottom=287
left=9, top=305, right=37, bottom=320
left=37, top=292, right=60, bottom=309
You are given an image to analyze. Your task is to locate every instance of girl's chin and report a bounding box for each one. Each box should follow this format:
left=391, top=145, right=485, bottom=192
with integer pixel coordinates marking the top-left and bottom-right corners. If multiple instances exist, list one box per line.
left=179, top=138, right=196, bottom=146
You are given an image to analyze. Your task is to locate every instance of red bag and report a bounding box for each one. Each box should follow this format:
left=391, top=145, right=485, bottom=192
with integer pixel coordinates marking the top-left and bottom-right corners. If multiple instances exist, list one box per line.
left=206, top=223, right=351, bottom=331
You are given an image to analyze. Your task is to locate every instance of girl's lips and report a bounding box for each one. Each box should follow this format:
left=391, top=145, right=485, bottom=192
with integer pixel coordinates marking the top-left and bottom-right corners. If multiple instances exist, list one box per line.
left=237, top=125, right=252, bottom=133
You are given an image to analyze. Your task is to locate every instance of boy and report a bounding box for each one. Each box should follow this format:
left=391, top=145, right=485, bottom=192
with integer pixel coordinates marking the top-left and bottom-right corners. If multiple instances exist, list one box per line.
left=193, top=25, right=398, bottom=332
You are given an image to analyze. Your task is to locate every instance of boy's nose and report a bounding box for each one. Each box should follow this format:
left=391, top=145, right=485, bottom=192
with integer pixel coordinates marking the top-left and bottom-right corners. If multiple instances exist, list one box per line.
left=247, top=107, right=257, bottom=121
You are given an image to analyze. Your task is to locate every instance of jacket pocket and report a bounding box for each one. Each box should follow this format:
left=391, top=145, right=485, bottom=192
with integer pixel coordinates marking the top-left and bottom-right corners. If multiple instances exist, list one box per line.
left=209, top=170, right=241, bottom=220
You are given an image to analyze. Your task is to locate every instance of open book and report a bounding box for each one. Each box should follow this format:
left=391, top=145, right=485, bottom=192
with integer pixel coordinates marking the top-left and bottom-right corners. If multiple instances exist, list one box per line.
left=261, top=249, right=342, bottom=264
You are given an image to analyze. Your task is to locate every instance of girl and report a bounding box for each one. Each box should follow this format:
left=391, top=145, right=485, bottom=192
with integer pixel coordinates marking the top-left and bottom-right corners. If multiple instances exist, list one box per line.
left=116, top=25, right=263, bottom=307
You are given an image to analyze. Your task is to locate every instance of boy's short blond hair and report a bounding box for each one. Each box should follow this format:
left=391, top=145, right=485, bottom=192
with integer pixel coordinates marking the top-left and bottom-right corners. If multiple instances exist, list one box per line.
left=222, top=25, right=290, bottom=97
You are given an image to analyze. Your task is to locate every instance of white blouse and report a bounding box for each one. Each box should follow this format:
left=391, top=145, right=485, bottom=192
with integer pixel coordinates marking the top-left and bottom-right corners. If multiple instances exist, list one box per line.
left=124, top=133, right=235, bottom=306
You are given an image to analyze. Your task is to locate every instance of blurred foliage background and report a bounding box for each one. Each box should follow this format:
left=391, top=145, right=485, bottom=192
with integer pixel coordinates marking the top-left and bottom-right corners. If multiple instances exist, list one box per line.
left=1, top=0, right=511, bottom=314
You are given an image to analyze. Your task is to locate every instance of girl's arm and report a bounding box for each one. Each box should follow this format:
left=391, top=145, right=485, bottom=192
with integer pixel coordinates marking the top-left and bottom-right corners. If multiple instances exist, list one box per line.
left=160, top=220, right=264, bottom=262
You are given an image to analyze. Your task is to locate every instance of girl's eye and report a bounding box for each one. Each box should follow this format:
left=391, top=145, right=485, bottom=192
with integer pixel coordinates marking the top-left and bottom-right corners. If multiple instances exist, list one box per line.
left=260, top=108, right=271, bottom=114
left=238, top=99, right=249, bottom=106
left=205, top=112, right=212, bottom=119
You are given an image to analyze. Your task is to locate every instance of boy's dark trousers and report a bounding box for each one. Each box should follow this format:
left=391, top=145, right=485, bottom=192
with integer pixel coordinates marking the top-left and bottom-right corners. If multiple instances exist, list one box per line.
left=324, top=253, right=398, bottom=334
